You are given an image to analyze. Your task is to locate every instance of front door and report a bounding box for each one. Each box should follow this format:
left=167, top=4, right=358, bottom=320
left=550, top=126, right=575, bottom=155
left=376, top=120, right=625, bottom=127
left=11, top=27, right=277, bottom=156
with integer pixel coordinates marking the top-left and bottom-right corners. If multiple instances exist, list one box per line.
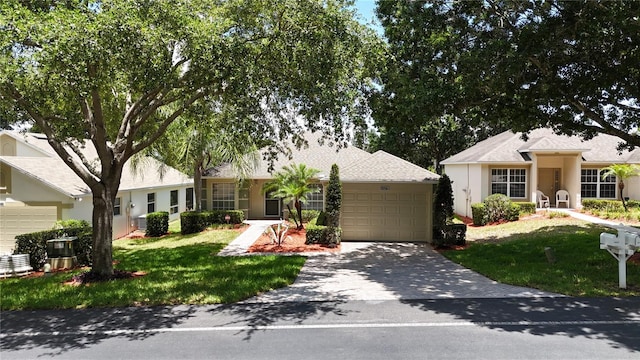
left=538, top=168, right=560, bottom=205
left=264, top=192, right=281, bottom=217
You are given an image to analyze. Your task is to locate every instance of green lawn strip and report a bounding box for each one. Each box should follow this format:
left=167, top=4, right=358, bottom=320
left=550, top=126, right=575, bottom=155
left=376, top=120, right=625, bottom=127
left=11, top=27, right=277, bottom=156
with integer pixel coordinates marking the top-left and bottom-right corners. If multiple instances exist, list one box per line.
left=442, top=220, right=640, bottom=297
left=1, top=229, right=305, bottom=310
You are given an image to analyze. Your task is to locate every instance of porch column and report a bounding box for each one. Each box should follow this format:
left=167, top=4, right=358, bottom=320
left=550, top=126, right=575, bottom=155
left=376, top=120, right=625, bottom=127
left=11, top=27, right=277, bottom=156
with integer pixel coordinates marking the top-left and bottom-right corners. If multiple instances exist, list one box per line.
left=530, top=153, right=538, bottom=204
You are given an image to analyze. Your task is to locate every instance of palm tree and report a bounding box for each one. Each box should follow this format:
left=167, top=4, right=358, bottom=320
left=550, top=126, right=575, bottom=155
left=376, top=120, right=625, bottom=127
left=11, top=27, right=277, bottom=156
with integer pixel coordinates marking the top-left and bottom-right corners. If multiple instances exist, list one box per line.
left=263, top=163, right=321, bottom=229
left=600, top=164, right=640, bottom=211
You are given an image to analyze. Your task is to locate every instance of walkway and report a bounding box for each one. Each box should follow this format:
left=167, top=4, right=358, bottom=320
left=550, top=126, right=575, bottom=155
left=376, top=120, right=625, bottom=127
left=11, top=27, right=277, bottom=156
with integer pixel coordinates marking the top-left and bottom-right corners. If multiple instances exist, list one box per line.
left=217, top=220, right=282, bottom=256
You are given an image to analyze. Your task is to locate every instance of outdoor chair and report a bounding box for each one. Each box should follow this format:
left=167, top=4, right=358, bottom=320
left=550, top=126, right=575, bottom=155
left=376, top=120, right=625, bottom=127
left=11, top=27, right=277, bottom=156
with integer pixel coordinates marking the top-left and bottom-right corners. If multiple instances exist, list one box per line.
left=536, top=190, right=550, bottom=208
left=556, top=190, right=570, bottom=208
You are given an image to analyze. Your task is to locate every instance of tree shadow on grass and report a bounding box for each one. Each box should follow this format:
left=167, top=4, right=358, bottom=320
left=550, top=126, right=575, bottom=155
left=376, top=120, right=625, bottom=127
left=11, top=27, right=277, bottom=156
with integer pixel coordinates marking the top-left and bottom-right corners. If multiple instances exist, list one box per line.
left=0, top=305, right=197, bottom=356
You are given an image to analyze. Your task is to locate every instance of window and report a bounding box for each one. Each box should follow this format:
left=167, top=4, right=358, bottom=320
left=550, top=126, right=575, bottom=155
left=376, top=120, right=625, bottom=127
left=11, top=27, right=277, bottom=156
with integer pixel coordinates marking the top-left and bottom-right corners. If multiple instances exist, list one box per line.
left=186, top=187, right=194, bottom=211
left=147, top=193, right=156, bottom=213
left=302, top=184, right=324, bottom=211
left=491, top=168, right=526, bottom=198
left=582, top=169, right=616, bottom=199
left=212, top=183, right=235, bottom=210
left=170, top=190, right=179, bottom=214
left=114, top=197, right=122, bottom=216
left=238, top=182, right=250, bottom=212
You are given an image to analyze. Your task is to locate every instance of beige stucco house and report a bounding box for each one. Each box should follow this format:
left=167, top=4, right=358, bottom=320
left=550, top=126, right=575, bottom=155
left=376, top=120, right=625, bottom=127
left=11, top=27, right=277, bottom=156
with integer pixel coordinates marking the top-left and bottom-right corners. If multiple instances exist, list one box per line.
left=441, top=128, right=640, bottom=218
left=0, top=131, right=193, bottom=254
left=203, top=132, right=440, bottom=243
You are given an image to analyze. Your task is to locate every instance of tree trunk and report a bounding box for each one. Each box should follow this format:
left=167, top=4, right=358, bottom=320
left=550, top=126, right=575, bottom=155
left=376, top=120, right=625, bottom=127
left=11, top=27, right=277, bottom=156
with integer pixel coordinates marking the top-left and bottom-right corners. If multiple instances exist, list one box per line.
left=619, top=181, right=627, bottom=211
left=295, top=200, right=303, bottom=230
left=91, top=182, right=118, bottom=276
left=194, top=161, right=203, bottom=212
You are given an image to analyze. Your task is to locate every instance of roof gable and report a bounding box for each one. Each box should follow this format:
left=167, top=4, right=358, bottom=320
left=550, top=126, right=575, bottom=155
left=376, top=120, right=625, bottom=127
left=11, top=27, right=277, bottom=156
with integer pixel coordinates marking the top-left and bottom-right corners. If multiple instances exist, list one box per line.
left=442, top=128, right=640, bottom=165
left=0, top=131, right=191, bottom=197
left=205, top=132, right=439, bottom=183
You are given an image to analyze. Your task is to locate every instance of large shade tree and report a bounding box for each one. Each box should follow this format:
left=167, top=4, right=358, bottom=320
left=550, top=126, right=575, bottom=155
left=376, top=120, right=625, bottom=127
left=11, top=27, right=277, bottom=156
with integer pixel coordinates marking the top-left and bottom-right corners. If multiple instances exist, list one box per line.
left=0, top=0, right=380, bottom=276
left=374, top=0, right=640, bottom=151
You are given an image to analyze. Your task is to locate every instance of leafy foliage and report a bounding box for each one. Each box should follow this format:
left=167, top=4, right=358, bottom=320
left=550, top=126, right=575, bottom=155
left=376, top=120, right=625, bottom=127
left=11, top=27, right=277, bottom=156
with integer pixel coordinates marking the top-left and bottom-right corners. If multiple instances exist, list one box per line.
left=180, top=210, right=245, bottom=235
left=145, top=212, right=169, bottom=238
left=471, top=203, right=487, bottom=226
left=0, top=0, right=380, bottom=275
left=516, top=203, right=537, bottom=216
left=374, top=1, right=640, bottom=149
left=325, top=164, right=342, bottom=227
left=433, top=173, right=454, bottom=227
left=262, top=163, right=321, bottom=229
left=14, top=227, right=92, bottom=270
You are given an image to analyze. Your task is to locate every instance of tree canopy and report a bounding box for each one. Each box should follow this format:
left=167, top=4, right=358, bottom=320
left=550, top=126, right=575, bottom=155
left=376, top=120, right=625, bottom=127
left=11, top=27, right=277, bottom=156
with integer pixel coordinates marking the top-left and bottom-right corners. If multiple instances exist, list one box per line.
left=0, top=0, right=380, bottom=275
left=374, top=0, right=640, bottom=153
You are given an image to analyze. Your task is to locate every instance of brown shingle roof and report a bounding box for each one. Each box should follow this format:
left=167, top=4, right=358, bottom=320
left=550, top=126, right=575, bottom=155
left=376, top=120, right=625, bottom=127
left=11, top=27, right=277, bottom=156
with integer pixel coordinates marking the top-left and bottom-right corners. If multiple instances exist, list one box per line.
left=205, top=132, right=439, bottom=183
left=1, top=132, right=191, bottom=197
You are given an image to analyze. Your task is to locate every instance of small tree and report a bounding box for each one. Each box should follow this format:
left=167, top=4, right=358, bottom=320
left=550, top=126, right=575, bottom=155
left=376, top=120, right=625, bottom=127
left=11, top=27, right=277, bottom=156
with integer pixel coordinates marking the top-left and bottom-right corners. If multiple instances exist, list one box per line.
left=601, top=164, right=640, bottom=211
left=326, top=164, right=342, bottom=227
left=433, top=173, right=454, bottom=227
left=262, top=164, right=321, bottom=229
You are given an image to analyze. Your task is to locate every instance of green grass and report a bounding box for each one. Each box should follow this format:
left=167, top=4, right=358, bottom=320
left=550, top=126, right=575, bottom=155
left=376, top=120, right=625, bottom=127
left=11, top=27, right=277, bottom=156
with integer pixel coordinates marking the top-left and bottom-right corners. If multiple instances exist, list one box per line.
left=1, top=227, right=305, bottom=310
left=443, top=218, right=640, bottom=297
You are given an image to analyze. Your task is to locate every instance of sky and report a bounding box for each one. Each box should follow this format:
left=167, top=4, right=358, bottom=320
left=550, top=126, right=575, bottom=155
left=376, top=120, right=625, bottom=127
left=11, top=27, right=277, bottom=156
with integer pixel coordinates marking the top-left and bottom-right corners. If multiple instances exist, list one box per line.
left=353, top=0, right=382, bottom=34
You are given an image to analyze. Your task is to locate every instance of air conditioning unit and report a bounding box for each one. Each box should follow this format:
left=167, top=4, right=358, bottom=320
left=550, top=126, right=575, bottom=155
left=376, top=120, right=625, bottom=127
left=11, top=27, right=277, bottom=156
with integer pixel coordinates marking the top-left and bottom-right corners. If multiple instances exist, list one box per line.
left=137, top=214, right=147, bottom=230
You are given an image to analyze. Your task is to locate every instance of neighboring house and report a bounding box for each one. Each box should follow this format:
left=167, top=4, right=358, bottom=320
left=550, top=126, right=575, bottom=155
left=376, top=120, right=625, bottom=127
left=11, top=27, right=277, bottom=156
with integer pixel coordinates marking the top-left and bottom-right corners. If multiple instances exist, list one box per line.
left=441, top=128, right=640, bottom=217
left=0, top=131, right=193, bottom=254
left=203, top=132, right=440, bottom=243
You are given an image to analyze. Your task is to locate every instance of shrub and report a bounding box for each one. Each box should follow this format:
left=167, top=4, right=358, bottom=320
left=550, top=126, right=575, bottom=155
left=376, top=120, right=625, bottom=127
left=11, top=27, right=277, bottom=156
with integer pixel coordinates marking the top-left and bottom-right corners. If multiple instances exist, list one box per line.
left=483, top=194, right=513, bottom=223
left=180, top=210, right=245, bottom=235
left=471, top=203, right=487, bottom=226
left=53, top=219, right=90, bottom=229
left=315, top=211, right=327, bottom=226
left=433, top=173, right=454, bottom=227
left=305, top=217, right=341, bottom=245
left=581, top=199, right=624, bottom=212
left=180, top=211, right=207, bottom=235
left=325, top=164, right=342, bottom=227
left=301, top=210, right=320, bottom=223
left=146, top=211, right=169, bottom=237
left=516, top=202, right=536, bottom=215
left=432, top=223, right=467, bottom=248
left=507, top=203, right=520, bottom=222
left=14, top=227, right=92, bottom=270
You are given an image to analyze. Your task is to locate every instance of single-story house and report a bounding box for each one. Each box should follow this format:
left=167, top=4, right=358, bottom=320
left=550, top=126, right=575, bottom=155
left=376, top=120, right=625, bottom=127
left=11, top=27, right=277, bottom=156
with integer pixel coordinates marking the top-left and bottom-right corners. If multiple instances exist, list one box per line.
left=203, top=132, right=440, bottom=243
left=0, top=131, right=193, bottom=254
left=441, top=128, right=640, bottom=217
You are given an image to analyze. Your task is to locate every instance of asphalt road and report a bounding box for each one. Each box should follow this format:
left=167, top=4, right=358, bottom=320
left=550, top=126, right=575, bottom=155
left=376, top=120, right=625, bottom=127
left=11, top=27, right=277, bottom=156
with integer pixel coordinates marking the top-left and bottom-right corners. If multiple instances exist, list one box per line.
left=2, top=297, right=640, bottom=359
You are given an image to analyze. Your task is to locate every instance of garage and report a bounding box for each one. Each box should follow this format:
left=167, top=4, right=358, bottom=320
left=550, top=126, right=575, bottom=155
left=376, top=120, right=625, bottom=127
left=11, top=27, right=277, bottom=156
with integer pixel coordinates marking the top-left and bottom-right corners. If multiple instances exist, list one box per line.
left=341, top=183, right=432, bottom=242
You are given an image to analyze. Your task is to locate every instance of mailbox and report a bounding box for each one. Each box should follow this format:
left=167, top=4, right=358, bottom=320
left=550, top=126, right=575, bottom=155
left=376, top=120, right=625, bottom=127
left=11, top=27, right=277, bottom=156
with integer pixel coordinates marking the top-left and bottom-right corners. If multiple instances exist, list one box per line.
left=600, top=228, right=640, bottom=289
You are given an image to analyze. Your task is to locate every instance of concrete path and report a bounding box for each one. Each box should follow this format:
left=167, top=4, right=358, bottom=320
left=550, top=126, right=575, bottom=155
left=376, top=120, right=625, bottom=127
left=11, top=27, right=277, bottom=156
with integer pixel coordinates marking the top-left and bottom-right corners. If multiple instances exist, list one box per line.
left=217, top=220, right=282, bottom=256
left=241, top=242, right=558, bottom=303
left=219, top=211, right=638, bottom=303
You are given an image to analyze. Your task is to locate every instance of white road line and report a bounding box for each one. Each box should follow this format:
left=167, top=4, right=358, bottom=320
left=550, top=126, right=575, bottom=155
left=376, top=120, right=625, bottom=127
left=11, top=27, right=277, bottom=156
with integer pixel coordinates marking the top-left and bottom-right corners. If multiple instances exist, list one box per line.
left=3, top=320, right=639, bottom=337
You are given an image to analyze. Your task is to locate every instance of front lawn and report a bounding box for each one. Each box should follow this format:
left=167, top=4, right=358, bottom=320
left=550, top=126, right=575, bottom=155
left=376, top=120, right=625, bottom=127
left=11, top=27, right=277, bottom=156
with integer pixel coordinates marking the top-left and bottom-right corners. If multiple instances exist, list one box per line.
left=442, top=217, right=640, bottom=296
left=1, top=228, right=305, bottom=310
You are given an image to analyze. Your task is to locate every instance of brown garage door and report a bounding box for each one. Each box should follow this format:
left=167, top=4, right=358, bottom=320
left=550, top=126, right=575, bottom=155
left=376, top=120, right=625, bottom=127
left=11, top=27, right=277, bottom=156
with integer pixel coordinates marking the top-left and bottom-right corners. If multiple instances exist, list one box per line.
left=341, top=183, right=429, bottom=242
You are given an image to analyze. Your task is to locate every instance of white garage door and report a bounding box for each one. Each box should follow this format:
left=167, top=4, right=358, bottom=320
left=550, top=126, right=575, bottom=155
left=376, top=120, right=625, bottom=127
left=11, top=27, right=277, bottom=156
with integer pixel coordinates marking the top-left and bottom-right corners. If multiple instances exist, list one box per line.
left=341, top=183, right=430, bottom=242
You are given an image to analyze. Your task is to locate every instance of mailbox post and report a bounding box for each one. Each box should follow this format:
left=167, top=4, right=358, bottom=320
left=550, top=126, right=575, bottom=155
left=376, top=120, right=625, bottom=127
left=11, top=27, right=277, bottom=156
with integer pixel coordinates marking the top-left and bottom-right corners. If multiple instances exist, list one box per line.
left=600, top=229, right=640, bottom=289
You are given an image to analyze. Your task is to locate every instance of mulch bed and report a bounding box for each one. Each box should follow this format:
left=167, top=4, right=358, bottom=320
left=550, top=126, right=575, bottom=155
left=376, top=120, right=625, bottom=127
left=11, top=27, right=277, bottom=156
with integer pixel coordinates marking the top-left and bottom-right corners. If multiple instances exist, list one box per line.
left=248, top=227, right=340, bottom=253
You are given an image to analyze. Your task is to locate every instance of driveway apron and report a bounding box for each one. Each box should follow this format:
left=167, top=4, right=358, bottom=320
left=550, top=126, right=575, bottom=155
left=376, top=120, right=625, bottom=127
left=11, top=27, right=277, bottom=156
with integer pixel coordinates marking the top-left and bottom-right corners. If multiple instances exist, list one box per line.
left=241, top=242, right=558, bottom=303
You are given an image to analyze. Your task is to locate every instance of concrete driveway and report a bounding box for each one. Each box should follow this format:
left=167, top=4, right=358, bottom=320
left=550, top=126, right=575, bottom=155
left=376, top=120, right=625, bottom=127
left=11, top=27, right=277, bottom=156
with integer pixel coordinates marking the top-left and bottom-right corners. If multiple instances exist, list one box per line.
left=242, top=242, right=558, bottom=303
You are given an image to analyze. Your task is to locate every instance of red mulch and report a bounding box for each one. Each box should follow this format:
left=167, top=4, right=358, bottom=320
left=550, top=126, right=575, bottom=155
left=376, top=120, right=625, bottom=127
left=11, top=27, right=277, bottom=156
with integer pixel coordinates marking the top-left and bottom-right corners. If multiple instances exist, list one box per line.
left=248, top=227, right=340, bottom=253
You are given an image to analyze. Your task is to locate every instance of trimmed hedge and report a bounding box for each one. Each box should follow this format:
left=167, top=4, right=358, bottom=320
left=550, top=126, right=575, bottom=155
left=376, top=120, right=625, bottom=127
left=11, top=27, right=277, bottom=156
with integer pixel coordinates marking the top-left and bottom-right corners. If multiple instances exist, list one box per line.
left=305, top=217, right=341, bottom=246
left=471, top=203, right=487, bottom=226
left=180, top=210, right=245, bottom=235
left=14, top=226, right=93, bottom=270
left=146, top=211, right=169, bottom=237
left=516, top=202, right=536, bottom=215
left=432, top=224, right=467, bottom=248
left=484, top=194, right=519, bottom=223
